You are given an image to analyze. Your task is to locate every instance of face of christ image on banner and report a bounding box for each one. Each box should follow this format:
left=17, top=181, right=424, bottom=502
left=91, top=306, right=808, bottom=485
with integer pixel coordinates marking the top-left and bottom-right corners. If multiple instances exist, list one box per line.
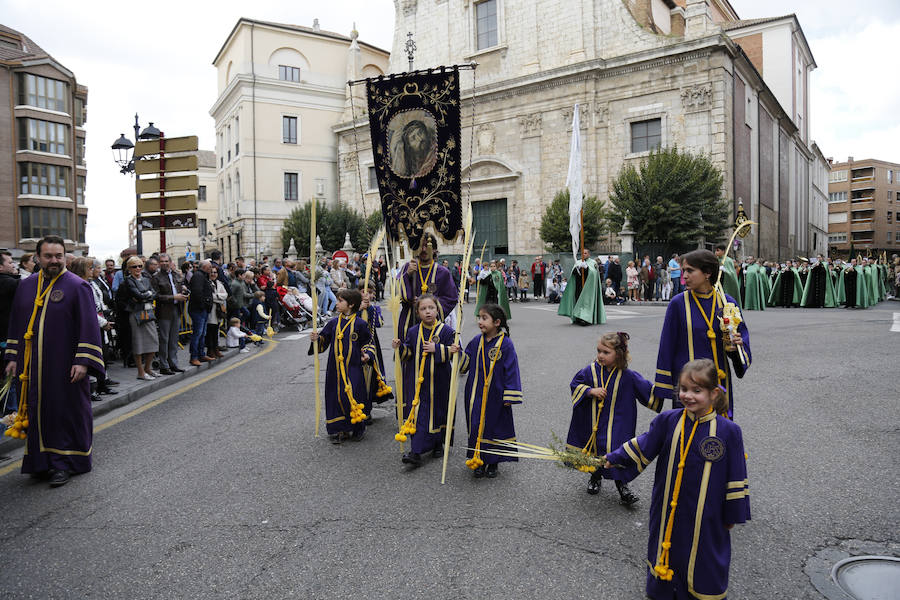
left=388, top=110, right=439, bottom=179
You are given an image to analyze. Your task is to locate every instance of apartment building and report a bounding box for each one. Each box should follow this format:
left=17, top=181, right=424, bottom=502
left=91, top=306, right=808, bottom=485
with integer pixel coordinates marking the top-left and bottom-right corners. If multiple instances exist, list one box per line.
left=0, top=24, right=89, bottom=255
left=827, top=157, right=900, bottom=256
left=210, top=18, right=389, bottom=261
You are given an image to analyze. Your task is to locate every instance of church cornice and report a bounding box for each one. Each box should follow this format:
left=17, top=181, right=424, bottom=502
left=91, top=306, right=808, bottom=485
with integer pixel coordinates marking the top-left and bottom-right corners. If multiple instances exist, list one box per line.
left=462, top=36, right=730, bottom=105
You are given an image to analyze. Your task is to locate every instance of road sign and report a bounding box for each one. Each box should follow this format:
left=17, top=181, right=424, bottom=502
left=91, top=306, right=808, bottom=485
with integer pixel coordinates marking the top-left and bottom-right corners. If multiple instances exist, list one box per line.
left=135, top=154, right=198, bottom=175
left=185, top=251, right=196, bottom=261
left=138, top=213, right=198, bottom=231
left=136, top=174, right=198, bottom=195
left=134, top=135, right=199, bottom=158
left=137, top=195, right=198, bottom=214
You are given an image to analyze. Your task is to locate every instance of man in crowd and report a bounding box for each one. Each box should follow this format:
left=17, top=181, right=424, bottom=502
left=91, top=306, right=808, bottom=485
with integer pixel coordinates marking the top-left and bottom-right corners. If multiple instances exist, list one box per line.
left=152, top=253, right=187, bottom=374
left=607, top=255, right=623, bottom=299
left=188, top=260, right=214, bottom=366
left=1, top=251, right=20, bottom=413
left=103, top=258, right=116, bottom=288
left=531, top=255, right=546, bottom=299
left=668, top=253, right=682, bottom=296
left=4, top=236, right=104, bottom=487
left=653, top=255, right=665, bottom=300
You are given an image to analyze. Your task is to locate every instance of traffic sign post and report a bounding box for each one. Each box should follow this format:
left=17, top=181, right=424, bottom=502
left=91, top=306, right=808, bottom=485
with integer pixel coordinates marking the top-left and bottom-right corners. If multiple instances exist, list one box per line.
left=134, top=133, right=199, bottom=254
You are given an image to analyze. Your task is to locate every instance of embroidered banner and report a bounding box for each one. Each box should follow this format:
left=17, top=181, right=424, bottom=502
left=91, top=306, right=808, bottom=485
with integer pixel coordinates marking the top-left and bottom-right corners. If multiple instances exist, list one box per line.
left=366, top=68, right=462, bottom=250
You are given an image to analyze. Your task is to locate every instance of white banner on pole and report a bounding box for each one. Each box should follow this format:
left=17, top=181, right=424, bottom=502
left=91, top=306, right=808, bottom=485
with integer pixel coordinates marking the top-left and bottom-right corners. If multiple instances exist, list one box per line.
left=566, top=104, right=583, bottom=261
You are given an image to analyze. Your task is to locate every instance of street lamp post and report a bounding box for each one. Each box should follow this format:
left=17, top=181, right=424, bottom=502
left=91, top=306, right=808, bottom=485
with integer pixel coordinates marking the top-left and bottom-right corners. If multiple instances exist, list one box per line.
left=111, top=114, right=161, bottom=255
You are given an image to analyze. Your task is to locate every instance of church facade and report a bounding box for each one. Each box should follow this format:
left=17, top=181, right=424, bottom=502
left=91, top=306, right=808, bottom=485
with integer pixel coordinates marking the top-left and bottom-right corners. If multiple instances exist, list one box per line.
left=336, top=0, right=822, bottom=262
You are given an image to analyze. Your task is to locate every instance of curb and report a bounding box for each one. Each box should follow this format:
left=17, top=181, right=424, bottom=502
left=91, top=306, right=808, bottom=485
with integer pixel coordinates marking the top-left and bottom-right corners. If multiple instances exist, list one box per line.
left=0, top=348, right=242, bottom=456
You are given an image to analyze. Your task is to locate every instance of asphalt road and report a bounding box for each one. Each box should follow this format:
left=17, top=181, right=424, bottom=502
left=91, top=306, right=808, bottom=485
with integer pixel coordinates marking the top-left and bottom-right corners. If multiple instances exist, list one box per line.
left=0, top=299, right=897, bottom=599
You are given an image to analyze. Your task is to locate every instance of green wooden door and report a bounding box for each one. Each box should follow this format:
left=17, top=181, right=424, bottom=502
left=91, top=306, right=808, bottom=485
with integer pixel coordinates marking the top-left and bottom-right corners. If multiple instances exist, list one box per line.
left=472, top=198, right=508, bottom=257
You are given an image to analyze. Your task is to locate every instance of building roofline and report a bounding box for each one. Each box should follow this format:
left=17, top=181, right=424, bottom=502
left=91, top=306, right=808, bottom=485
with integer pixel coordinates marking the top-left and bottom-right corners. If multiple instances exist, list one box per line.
left=723, top=14, right=816, bottom=69
left=212, top=17, right=389, bottom=66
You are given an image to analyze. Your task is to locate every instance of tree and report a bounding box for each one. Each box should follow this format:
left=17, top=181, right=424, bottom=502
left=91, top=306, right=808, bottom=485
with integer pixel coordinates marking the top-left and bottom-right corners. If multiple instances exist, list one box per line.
left=608, top=146, right=729, bottom=251
left=281, top=201, right=384, bottom=258
left=539, top=189, right=610, bottom=253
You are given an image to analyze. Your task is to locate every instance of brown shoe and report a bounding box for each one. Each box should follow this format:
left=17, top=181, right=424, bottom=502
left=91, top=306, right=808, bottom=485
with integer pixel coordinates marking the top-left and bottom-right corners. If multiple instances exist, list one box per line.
left=189, top=359, right=202, bottom=367
left=214, top=350, right=223, bottom=359
left=200, top=356, right=215, bottom=362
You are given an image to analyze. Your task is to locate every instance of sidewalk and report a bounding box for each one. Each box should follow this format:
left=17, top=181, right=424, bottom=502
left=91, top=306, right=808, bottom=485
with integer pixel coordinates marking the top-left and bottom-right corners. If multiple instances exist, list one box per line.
left=0, top=342, right=249, bottom=455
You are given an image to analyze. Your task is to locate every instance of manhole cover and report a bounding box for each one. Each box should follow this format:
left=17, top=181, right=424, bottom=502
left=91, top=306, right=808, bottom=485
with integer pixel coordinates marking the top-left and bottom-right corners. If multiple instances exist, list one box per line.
left=832, top=556, right=900, bottom=600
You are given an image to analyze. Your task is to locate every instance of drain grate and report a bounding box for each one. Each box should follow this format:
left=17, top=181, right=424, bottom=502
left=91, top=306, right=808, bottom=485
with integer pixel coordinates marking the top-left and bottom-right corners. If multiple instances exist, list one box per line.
left=832, top=556, right=900, bottom=600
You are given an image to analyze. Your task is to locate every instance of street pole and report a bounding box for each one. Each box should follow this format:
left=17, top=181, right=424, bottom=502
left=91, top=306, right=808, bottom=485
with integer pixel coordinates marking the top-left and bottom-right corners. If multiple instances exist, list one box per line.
left=133, top=114, right=142, bottom=255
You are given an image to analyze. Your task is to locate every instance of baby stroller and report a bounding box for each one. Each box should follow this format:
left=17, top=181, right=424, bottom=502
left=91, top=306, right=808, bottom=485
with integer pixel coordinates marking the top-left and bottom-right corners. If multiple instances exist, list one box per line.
left=279, top=286, right=320, bottom=330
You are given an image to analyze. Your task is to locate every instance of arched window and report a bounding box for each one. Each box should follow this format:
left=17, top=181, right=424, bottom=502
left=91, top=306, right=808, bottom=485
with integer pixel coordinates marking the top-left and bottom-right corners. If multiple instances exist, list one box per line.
left=269, top=47, right=310, bottom=80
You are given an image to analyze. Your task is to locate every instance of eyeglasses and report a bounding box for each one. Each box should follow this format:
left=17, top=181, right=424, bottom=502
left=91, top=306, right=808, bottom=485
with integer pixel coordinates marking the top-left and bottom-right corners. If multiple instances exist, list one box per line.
left=130, top=265, right=143, bottom=269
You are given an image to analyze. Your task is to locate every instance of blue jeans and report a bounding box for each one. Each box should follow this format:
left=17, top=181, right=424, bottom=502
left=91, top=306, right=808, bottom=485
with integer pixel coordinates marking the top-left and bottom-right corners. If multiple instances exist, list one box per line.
left=671, top=278, right=683, bottom=296
left=318, top=287, right=337, bottom=312
left=188, top=310, right=209, bottom=359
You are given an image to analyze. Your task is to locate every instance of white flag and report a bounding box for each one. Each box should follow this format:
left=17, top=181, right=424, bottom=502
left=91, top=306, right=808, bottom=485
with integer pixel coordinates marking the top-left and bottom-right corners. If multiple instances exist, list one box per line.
left=566, top=104, right=583, bottom=261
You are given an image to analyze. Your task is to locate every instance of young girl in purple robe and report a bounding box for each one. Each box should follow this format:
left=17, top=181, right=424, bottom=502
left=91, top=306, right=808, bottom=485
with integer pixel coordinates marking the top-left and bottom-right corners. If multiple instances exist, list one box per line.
left=604, top=359, right=750, bottom=600
left=392, top=294, right=460, bottom=469
left=565, top=331, right=654, bottom=505
left=460, top=303, right=522, bottom=479
left=309, top=289, right=375, bottom=444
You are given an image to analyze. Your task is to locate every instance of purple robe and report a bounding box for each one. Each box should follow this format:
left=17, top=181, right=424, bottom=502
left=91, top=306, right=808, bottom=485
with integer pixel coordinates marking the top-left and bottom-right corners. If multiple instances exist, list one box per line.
left=360, top=305, right=388, bottom=412
left=308, top=314, right=375, bottom=435
left=397, top=262, right=457, bottom=342
left=4, top=270, right=105, bottom=475
left=565, top=364, right=653, bottom=481
left=398, top=322, right=456, bottom=454
left=460, top=334, right=521, bottom=464
left=606, top=409, right=750, bottom=600
left=653, top=291, right=751, bottom=418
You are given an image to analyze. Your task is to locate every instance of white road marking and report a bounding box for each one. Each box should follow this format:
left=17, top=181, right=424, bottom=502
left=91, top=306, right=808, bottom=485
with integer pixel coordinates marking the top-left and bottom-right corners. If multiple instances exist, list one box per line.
left=279, top=333, right=309, bottom=341
left=892, top=313, right=900, bottom=332
left=521, top=304, right=650, bottom=319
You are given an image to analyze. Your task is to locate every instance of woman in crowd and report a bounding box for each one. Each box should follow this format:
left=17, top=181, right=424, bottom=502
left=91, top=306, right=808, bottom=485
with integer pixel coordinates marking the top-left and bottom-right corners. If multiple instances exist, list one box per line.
left=207, top=267, right=228, bottom=359
left=626, top=260, right=639, bottom=302
left=122, top=256, right=159, bottom=381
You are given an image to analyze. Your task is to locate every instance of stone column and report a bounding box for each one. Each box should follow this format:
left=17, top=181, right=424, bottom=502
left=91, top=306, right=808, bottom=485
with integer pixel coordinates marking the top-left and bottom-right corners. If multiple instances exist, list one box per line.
left=619, top=219, right=635, bottom=266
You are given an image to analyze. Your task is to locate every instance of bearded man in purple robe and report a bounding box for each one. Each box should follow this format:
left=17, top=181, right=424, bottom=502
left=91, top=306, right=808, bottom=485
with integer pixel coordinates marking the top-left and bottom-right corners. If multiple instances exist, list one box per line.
left=4, top=236, right=104, bottom=487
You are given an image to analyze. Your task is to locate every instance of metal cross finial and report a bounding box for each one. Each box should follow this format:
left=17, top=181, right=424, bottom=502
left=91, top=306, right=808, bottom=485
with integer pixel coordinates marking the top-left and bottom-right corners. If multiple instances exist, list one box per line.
left=405, top=32, right=416, bottom=71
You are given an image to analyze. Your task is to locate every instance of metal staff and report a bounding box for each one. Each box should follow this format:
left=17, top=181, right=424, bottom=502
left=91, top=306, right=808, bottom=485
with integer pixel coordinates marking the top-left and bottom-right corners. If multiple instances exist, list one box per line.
left=310, top=199, right=322, bottom=437
left=441, top=208, right=475, bottom=484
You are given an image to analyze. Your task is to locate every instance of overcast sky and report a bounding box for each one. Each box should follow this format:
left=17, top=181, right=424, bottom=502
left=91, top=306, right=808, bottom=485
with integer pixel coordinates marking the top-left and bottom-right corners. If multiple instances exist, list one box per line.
left=3, top=0, right=898, bottom=260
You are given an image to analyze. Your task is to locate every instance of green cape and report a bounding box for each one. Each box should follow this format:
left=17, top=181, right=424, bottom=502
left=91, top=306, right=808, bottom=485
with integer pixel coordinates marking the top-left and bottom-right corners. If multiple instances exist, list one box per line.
left=742, top=264, right=767, bottom=310
left=718, top=256, right=741, bottom=308
left=558, top=260, right=606, bottom=324
left=767, top=268, right=802, bottom=306
left=475, top=269, right=511, bottom=319
left=800, top=263, right=837, bottom=307
left=863, top=265, right=880, bottom=305
left=836, top=266, right=869, bottom=307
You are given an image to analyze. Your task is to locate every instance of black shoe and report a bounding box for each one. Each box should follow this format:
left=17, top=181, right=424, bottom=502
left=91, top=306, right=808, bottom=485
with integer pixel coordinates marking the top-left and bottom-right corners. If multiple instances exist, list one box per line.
left=473, top=465, right=486, bottom=478
left=170, top=367, right=185, bottom=373
left=159, top=369, right=174, bottom=376
left=431, top=445, right=444, bottom=459
left=48, top=469, right=70, bottom=487
left=99, top=388, right=118, bottom=396
left=350, top=429, right=366, bottom=442
left=485, top=463, right=499, bottom=478
left=91, top=393, right=102, bottom=402
left=402, top=452, right=423, bottom=467
left=616, top=481, right=639, bottom=505
left=329, top=434, right=342, bottom=445
left=587, top=473, right=602, bottom=495
left=105, top=379, right=120, bottom=386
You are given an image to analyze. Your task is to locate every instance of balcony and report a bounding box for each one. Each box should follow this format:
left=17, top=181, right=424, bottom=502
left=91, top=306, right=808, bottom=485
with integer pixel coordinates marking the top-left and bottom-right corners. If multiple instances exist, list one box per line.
left=850, top=220, right=875, bottom=233
left=850, top=201, right=874, bottom=211
left=851, top=167, right=875, bottom=183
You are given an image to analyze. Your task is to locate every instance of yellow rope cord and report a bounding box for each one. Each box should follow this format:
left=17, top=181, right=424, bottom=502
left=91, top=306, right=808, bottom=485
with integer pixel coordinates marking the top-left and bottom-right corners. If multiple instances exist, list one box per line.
left=394, top=323, right=437, bottom=442
left=465, top=333, right=505, bottom=470
left=334, top=314, right=366, bottom=424
left=5, top=270, right=65, bottom=439
left=653, top=409, right=709, bottom=581
left=690, top=291, right=727, bottom=385
left=578, top=365, right=616, bottom=470
left=417, top=261, right=435, bottom=295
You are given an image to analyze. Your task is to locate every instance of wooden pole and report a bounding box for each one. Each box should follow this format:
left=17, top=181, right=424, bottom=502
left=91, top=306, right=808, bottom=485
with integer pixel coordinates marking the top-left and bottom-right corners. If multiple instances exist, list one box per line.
left=310, top=199, right=322, bottom=437
left=580, top=207, right=586, bottom=286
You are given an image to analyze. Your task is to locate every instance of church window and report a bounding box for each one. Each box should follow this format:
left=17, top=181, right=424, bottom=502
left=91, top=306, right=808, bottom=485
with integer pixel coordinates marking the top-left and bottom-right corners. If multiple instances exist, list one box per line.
left=630, top=119, right=661, bottom=153
left=476, top=0, right=498, bottom=51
